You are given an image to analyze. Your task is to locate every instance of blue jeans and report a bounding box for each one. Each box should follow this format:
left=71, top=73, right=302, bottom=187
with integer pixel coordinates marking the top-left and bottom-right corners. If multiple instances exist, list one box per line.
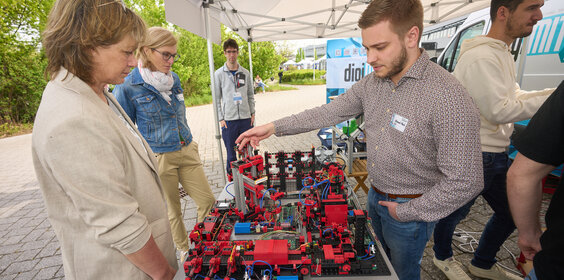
left=367, top=188, right=436, bottom=280
left=433, top=152, right=516, bottom=269
left=256, top=82, right=266, bottom=92
left=221, top=118, right=252, bottom=174
left=525, top=268, right=537, bottom=280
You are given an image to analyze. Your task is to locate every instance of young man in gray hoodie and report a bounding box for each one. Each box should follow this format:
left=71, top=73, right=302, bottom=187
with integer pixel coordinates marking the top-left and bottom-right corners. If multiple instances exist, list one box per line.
left=214, top=39, right=255, bottom=176
left=432, top=1, right=555, bottom=279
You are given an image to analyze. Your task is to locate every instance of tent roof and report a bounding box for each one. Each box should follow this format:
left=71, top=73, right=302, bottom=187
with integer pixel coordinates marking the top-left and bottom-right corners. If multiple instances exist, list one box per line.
left=283, top=59, right=297, bottom=65
left=165, top=0, right=490, bottom=43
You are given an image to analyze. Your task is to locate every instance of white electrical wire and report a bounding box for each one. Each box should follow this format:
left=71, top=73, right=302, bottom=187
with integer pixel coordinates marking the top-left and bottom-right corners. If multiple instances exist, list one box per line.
left=452, top=228, right=523, bottom=276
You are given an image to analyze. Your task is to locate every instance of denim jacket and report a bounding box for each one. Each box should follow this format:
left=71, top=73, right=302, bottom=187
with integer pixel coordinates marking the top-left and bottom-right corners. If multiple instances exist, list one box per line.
left=113, top=68, right=193, bottom=154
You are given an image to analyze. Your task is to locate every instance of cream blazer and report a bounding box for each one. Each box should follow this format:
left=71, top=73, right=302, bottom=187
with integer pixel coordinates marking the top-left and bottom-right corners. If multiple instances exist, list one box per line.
left=32, top=68, right=177, bottom=279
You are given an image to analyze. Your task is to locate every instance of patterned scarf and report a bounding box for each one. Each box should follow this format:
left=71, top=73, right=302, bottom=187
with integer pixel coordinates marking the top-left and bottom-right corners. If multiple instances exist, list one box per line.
left=138, top=60, right=174, bottom=103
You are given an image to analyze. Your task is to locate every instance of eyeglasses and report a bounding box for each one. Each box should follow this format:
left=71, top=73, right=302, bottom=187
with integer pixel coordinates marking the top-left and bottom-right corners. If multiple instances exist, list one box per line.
left=152, top=48, right=180, bottom=62
left=225, top=50, right=238, bottom=54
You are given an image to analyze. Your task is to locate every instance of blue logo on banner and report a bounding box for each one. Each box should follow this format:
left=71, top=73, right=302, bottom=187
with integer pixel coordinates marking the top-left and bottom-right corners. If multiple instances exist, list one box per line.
left=527, top=13, right=564, bottom=62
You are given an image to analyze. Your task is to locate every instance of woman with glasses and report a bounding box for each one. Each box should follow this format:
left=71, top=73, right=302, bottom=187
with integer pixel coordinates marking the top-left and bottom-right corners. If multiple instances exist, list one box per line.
left=33, top=1, right=177, bottom=279
left=114, top=27, right=215, bottom=263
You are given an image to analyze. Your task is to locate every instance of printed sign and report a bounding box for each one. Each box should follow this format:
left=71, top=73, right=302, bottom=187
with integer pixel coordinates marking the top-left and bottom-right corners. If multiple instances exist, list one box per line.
left=326, top=38, right=373, bottom=103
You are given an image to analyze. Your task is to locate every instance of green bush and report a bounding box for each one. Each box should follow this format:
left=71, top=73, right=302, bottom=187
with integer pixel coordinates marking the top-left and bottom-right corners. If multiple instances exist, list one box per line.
left=185, top=93, right=213, bottom=107
left=281, top=69, right=326, bottom=83
left=0, top=122, right=33, bottom=138
left=263, top=84, right=297, bottom=92
left=287, top=79, right=326, bottom=85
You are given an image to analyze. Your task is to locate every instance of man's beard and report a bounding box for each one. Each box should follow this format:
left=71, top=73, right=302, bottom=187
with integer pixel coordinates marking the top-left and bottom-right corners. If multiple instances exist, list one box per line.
left=506, top=15, right=534, bottom=38
left=374, top=44, right=408, bottom=79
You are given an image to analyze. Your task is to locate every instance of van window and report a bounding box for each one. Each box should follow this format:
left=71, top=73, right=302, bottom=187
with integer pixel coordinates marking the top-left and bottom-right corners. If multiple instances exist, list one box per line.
left=440, top=21, right=485, bottom=72
left=509, top=38, right=523, bottom=61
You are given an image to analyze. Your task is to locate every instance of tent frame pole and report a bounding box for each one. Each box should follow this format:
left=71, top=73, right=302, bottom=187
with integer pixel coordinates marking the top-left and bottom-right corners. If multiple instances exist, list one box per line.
left=204, top=0, right=227, bottom=185
left=248, top=41, right=253, bottom=82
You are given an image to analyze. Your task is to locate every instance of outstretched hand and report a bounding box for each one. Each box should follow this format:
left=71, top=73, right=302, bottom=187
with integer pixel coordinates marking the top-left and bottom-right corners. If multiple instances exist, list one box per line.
left=236, top=123, right=275, bottom=150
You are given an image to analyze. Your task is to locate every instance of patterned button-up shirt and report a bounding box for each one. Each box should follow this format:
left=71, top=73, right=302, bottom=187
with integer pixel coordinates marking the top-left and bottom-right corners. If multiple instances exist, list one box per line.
left=274, top=51, right=483, bottom=222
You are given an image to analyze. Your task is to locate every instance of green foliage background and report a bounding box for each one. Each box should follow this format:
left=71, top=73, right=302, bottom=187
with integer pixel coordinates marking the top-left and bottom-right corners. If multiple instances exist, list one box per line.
left=281, top=69, right=326, bottom=83
left=0, top=0, right=286, bottom=130
left=0, top=0, right=53, bottom=124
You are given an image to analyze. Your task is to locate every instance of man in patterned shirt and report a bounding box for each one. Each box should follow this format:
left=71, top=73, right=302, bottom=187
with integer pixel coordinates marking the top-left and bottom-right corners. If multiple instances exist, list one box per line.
left=236, top=0, right=483, bottom=279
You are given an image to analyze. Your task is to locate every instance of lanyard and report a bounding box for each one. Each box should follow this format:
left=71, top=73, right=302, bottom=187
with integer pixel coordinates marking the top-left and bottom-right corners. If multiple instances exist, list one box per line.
left=231, top=71, right=239, bottom=88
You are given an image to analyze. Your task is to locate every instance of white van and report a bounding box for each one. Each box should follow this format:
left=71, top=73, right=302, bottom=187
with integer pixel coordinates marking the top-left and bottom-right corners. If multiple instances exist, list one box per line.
left=436, top=0, right=564, bottom=90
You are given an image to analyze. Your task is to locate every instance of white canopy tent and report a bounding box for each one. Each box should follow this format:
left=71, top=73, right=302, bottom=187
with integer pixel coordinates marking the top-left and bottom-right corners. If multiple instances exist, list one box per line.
left=283, top=59, right=297, bottom=66
left=163, top=0, right=492, bottom=184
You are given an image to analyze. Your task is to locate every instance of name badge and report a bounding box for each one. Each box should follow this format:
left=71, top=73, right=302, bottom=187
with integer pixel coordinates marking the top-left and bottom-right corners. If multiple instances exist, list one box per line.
left=233, top=91, right=243, bottom=105
left=176, top=93, right=184, bottom=101
left=390, top=113, right=408, bottom=132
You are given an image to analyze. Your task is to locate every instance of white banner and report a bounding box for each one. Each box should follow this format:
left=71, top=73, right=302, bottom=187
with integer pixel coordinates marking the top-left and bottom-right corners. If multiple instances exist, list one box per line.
left=326, top=57, right=372, bottom=89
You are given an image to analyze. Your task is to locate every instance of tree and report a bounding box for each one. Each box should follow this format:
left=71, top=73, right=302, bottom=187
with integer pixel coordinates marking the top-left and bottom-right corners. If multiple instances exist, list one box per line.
left=0, top=0, right=54, bottom=124
left=217, top=29, right=284, bottom=87
left=295, top=48, right=304, bottom=63
left=275, top=41, right=294, bottom=64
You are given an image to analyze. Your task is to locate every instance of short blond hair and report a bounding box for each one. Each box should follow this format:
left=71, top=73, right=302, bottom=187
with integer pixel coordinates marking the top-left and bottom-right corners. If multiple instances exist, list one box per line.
left=43, top=0, right=146, bottom=83
left=137, top=27, right=178, bottom=71
left=358, top=0, right=423, bottom=43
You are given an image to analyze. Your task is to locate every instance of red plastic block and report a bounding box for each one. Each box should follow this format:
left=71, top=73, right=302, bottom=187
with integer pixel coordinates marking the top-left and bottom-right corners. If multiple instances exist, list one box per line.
left=323, top=245, right=335, bottom=260
left=325, top=203, right=348, bottom=225
left=253, top=239, right=288, bottom=264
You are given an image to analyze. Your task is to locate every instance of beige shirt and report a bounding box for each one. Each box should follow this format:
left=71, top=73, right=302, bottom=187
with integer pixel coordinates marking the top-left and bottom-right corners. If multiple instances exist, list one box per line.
left=453, top=36, right=554, bottom=152
left=32, top=68, right=177, bottom=279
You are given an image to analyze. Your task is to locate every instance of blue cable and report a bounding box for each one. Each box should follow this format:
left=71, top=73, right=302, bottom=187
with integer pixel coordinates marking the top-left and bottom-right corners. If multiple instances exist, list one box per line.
left=358, top=241, right=374, bottom=259
left=322, top=183, right=330, bottom=200
left=315, top=179, right=330, bottom=199
left=247, top=260, right=273, bottom=279
left=279, top=263, right=303, bottom=270
left=322, top=228, right=335, bottom=238
left=302, top=176, right=316, bottom=187
left=259, top=188, right=281, bottom=209
left=299, top=185, right=317, bottom=206
left=225, top=182, right=235, bottom=198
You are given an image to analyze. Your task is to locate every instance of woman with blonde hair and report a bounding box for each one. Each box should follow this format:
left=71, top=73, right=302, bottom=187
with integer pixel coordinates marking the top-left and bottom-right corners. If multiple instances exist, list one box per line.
left=114, top=27, right=216, bottom=262
left=33, top=0, right=177, bottom=279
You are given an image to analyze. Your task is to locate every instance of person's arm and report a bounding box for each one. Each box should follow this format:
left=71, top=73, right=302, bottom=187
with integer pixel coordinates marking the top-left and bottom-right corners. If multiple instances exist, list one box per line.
left=507, top=152, right=555, bottom=260
left=272, top=77, right=365, bottom=136
left=125, top=236, right=176, bottom=280
left=455, top=58, right=553, bottom=124
left=236, top=122, right=275, bottom=149
left=237, top=77, right=365, bottom=149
